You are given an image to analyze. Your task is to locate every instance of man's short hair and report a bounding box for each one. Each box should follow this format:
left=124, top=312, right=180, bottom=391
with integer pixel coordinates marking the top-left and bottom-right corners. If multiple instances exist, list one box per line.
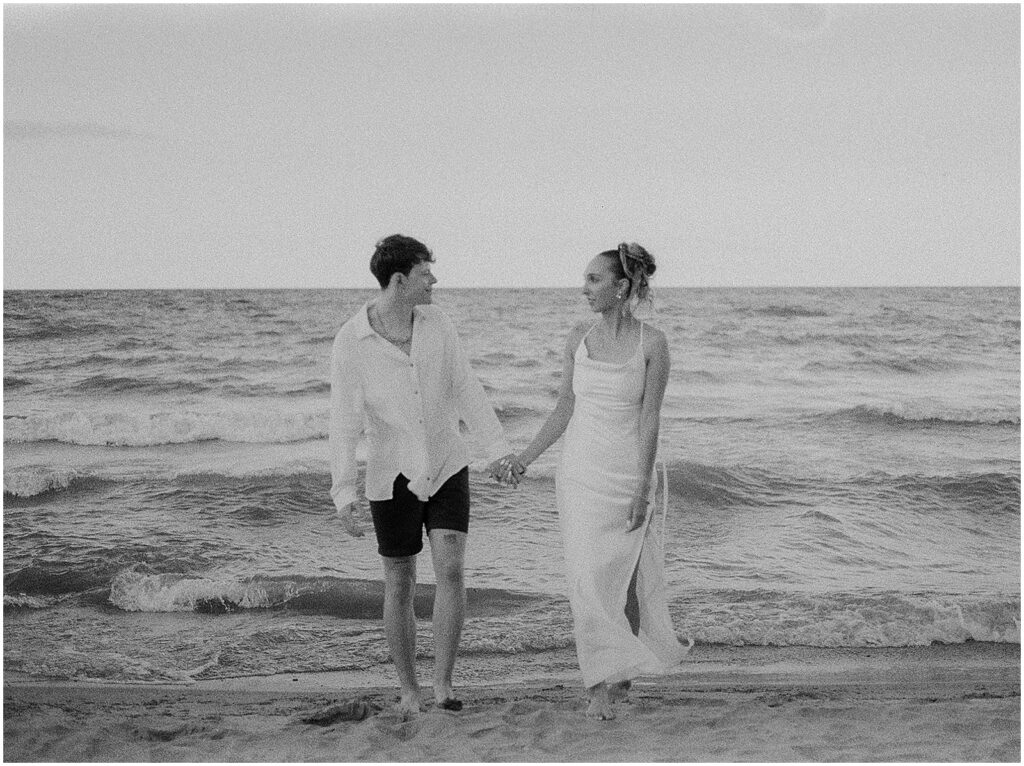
left=370, top=235, right=434, bottom=288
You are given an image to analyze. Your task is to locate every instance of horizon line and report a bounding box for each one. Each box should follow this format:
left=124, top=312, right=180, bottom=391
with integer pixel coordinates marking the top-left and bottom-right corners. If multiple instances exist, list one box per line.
left=2, top=283, right=1021, bottom=292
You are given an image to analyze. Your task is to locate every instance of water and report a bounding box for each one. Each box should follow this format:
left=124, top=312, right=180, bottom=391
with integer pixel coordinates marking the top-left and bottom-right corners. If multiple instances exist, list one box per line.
left=4, top=287, right=1020, bottom=684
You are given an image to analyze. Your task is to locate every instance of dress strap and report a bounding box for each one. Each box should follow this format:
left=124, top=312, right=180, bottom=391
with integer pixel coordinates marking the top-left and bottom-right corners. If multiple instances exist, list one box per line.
left=577, top=322, right=600, bottom=355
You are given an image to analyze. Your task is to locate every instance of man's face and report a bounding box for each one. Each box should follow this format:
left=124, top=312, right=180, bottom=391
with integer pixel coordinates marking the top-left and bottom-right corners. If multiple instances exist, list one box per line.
left=401, top=261, right=437, bottom=305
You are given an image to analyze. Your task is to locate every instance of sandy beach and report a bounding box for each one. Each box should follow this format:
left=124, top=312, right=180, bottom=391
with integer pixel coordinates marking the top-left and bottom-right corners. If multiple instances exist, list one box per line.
left=4, top=642, right=1018, bottom=762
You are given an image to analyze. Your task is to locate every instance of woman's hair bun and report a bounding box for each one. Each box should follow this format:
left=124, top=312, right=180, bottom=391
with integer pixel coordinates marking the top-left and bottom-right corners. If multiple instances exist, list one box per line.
left=619, top=242, right=656, bottom=278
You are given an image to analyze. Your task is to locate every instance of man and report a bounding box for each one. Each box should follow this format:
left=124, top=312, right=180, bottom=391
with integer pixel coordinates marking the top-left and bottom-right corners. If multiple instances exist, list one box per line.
left=330, top=234, right=517, bottom=717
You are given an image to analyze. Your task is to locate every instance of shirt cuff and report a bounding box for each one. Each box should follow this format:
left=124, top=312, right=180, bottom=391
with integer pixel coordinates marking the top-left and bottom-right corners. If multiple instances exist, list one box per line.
left=332, top=487, right=357, bottom=512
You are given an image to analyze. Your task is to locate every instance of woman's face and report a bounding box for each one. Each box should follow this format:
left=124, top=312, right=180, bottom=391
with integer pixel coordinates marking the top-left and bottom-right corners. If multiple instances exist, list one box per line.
left=582, top=255, right=626, bottom=314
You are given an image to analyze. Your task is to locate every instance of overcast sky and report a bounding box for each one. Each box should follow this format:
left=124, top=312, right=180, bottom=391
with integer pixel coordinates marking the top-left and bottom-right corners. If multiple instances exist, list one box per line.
left=4, top=3, right=1020, bottom=289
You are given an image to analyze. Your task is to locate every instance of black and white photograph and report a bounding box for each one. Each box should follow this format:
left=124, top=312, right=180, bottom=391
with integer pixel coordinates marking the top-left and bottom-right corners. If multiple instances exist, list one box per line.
left=3, top=3, right=1020, bottom=761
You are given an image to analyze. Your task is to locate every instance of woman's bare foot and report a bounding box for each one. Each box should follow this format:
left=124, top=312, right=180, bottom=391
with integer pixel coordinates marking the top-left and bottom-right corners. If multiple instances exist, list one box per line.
left=396, top=689, right=423, bottom=719
left=609, top=680, right=631, bottom=703
left=586, top=682, right=615, bottom=720
left=433, top=684, right=463, bottom=711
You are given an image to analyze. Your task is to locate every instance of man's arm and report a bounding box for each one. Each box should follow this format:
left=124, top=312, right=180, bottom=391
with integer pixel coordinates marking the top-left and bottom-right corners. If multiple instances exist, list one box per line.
left=329, top=330, right=366, bottom=535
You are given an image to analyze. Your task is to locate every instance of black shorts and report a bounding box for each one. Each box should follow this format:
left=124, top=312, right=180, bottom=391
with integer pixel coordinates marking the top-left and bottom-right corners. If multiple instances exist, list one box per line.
left=369, top=467, right=470, bottom=558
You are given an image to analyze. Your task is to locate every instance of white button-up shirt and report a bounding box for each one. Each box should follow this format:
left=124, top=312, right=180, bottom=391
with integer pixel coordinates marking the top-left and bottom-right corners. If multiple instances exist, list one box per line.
left=329, top=302, right=510, bottom=510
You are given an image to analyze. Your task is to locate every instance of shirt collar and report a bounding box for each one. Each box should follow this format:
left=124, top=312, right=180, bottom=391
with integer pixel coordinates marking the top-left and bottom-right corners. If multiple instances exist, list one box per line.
left=354, top=303, right=376, bottom=339
left=354, top=302, right=428, bottom=340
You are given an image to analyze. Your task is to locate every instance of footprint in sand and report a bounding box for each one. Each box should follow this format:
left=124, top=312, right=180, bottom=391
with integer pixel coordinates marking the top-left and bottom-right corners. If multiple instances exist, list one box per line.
left=299, top=699, right=373, bottom=726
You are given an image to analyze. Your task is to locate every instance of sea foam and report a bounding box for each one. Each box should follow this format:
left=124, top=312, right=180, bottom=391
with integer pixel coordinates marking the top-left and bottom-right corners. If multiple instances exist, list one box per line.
left=3, top=465, right=80, bottom=497
left=4, top=409, right=326, bottom=446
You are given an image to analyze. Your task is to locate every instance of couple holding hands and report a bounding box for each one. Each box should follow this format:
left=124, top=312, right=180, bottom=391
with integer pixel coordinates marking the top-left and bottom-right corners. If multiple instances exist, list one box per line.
left=329, top=234, right=688, bottom=721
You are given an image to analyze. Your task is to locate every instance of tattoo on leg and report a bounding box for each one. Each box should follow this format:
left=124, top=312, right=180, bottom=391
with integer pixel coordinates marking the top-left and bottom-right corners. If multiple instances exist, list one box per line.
left=442, top=532, right=458, bottom=544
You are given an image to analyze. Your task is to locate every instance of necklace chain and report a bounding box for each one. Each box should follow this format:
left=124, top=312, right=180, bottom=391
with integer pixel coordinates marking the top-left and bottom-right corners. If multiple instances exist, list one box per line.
left=372, top=305, right=413, bottom=345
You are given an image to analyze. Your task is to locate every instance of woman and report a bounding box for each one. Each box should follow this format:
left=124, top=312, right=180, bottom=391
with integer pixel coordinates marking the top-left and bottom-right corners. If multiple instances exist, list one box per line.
left=494, top=243, right=689, bottom=720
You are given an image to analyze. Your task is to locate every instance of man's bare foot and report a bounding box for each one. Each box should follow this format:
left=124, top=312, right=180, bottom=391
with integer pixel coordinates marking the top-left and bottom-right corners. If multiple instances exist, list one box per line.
left=609, top=680, right=631, bottom=703
left=396, top=689, right=423, bottom=719
left=433, top=684, right=463, bottom=711
left=586, top=683, right=616, bottom=720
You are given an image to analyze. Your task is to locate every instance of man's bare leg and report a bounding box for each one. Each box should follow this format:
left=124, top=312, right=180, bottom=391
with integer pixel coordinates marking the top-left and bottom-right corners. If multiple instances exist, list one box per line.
left=586, top=682, right=615, bottom=720
left=428, top=528, right=466, bottom=708
left=382, top=555, right=422, bottom=717
left=609, top=679, right=631, bottom=702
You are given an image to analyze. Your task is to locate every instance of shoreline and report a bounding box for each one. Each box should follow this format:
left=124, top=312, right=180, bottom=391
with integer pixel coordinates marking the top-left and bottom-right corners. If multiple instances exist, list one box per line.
left=5, top=642, right=1019, bottom=762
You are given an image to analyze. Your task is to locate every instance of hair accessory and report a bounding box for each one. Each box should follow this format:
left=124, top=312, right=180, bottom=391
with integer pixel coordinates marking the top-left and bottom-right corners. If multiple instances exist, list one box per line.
left=615, top=242, right=656, bottom=317
left=617, top=243, right=631, bottom=283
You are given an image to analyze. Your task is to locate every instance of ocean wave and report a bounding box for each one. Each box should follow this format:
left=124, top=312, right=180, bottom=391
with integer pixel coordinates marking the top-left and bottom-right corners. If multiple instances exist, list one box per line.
left=4, top=376, right=34, bottom=389
left=3, top=409, right=326, bottom=446
left=5, top=563, right=113, bottom=596
left=112, top=336, right=162, bottom=351
left=658, top=460, right=1019, bottom=515
left=776, top=332, right=877, bottom=348
left=664, top=461, right=802, bottom=508
left=3, top=465, right=84, bottom=497
left=826, top=405, right=1020, bottom=429
left=217, top=382, right=280, bottom=397
left=3, top=465, right=343, bottom=501
left=473, top=352, right=543, bottom=369
left=211, top=377, right=328, bottom=398
left=53, top=572, right=1024, bottom=650
left=849, top=471, right=1020, bottom=513
left=752, top=304, right=829, bottom=319
left=108, top=571, right=540, bottom=617
left=679, top=591, right=1020, bottom=647
left=459, top=627, right=576, bottom=655
left=795, top=509, right=843, bottom=523
left=69, top=374, right=212, bottom=396
left=285, top=381, right=331, bottom=396
left=675, top=414, right=758, bottom=425
left=4, top=320, right=121, bottom=342
left=851, top=352, right=956, bottom=374
left=63, top=353, right=168, bottom=368
left=802, top=351, right=965, bottom=375
left=876, top=305, right=918, bottom=324
left=673, top=368, right=720, bottom=383
left=3, top=594, right=57, bottom=609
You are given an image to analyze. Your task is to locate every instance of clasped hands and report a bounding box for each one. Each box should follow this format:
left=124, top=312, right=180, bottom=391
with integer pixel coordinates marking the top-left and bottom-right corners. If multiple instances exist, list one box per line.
left=488, top=453, right=526, bottom=487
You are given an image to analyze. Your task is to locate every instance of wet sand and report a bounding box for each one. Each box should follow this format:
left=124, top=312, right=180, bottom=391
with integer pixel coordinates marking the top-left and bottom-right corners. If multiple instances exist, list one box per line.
left=4, top=643, right=1019, bottom=762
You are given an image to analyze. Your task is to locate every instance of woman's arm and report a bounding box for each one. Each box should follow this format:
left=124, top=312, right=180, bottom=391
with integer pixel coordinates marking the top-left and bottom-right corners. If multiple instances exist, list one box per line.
left=627, top=326, right=670, bottom=531
left=514, top=324, right=585, bottom=469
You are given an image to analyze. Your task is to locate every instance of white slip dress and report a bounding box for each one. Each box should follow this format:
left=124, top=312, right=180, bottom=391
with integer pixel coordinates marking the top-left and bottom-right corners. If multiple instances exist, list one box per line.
left=555, top=322, right=690, bottom=688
